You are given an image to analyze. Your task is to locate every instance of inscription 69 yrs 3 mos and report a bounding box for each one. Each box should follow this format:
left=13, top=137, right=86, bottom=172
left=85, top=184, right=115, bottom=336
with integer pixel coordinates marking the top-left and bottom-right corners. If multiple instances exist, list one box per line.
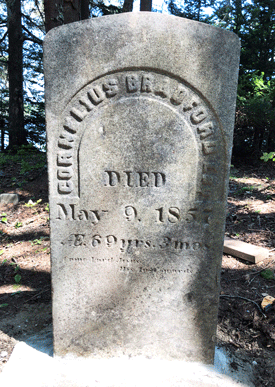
left=67, top=234, right=205, bottom=252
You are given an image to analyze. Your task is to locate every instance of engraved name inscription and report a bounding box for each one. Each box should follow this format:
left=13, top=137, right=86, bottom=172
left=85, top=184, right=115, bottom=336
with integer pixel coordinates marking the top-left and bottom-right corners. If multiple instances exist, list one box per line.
left=56, top=70, right=222, bottom=198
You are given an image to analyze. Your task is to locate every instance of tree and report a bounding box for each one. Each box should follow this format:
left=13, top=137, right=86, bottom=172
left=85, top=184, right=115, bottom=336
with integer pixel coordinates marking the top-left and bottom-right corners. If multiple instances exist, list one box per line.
left=0, top=0, right=45, bottom=151
left=210, top=0, right=246, bottom=33
left=44, top=0, right=90, bottom=33
left=6, top=0, right=27, bottom=150
left=168, top=0, right=213, bottom=22
left=234, top=73, right=275, bottom=160
left=140, top=0, right=152, bottom=11
left=1, top=0, right=136, bottom=152
left=0, top=24, right=8, bottom=152
left=203, top=0, right=275, bottom=160
left=44, top=0, right=63, bottom=32
left=122, top=0, right=134, bottom=12
left=241, top=0, right=275, bottom=80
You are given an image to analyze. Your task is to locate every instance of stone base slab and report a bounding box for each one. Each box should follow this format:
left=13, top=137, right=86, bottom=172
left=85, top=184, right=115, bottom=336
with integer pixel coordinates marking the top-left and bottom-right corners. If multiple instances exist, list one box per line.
left=0, top=342, right=253, bottom=387
left=224, top=237, right=269, bottom=263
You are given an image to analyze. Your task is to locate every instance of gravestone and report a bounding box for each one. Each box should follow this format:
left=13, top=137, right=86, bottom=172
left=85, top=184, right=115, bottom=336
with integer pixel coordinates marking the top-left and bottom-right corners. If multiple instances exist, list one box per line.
left=44, top=13, right=240, bottom=364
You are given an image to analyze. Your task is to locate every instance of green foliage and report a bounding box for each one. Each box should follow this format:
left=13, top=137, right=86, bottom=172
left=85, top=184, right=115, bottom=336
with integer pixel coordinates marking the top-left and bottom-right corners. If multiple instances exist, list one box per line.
left=234, top=186, right=257, bottom=195
left=168, top=0, right=275, bottom=162
left=24, top=100, right=45, bottom=147
left=14, top=274, right=21, bottom=284
left=1, top=213, right=7, bottom=224
left=0, top=153, right=11, bottom=166
left=168, top=0, right=213, bottom=22
left=261, top=269, right=275, bottom=280
left=0, top=145, right=46, bottom=186
left=20, top=157, right=45, bottom=174
left=232, top=0, right=275, bottom=160
left=2, top=259, right=22, bottom=285
left=15, top=222, right=23, bottom=228
left=241, top=186, right=254, bottom=192
left=32, top=239, right=42, bottom=245
left=240, top=0, right=275, bottom=80
left=233, top=72, right=275, bottom=160
left=0, top=144, right=46, bottom=163
left=261, top=152, right=275, bottom=162
left=30, top=236, right=45, bottom=246
left=25, top=198, right=42, bottom=208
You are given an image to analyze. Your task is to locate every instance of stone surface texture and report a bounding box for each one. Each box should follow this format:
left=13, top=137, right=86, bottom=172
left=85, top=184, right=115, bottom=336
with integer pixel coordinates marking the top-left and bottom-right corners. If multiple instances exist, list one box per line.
left=44, top=13, right=240, bottom=364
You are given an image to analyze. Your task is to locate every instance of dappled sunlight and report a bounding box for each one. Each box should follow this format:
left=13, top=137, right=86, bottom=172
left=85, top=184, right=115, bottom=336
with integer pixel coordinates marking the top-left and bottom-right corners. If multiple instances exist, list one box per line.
left=0, top=284, right=38, bottom=294
left=1, top=230, right=49, bottom=243
left=225, top=171, right=275, bottom=253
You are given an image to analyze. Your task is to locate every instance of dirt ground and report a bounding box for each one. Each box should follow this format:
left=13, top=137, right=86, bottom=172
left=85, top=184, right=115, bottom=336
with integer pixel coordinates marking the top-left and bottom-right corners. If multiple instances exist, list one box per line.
left=0, top=157, right=275, bottom=386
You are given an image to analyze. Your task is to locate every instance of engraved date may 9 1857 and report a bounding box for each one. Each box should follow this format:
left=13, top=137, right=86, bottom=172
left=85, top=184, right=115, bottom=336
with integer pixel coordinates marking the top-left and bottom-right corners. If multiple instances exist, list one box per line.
left=56, top=203, right=212, bottom=225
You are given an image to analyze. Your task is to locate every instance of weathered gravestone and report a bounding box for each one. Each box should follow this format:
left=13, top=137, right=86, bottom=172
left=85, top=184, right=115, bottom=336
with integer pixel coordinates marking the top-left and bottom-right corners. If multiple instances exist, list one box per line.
left=44, top=13, right=240, bottom=365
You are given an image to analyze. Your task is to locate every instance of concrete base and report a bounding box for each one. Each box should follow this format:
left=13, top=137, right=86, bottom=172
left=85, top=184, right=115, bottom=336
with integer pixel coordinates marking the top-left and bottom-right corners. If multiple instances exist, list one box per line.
left=0, top=340, right=254, bottom=387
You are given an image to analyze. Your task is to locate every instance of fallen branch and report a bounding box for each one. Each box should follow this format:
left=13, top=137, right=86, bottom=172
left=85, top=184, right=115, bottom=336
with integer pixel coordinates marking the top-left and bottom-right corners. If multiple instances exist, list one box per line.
left=24, top=287, right=50, bottom=304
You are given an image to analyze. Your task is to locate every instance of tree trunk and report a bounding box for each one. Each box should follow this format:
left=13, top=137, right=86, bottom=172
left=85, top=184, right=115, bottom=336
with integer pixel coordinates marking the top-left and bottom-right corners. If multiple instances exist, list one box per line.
left=63, top=0, right=81, bottom=24
left=45, top=0, right=89, bottom=33
left=44, top=0, right=63, bottom=33
left=1, top=127, right=5, bottom=152
left=6, top=0, right=27, bottom=150
left=122, top=0, right=134, bottom=12
left=81, top=0, right=90, bottom=20
left=233, top=0, right=242, bottom=35
left=140, top=0, right=152, bottom=11
left=252, top=125, right=264, bottom=158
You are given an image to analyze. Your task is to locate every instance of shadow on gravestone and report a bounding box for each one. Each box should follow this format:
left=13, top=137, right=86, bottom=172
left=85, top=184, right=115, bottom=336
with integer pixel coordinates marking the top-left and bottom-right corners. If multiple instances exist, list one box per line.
left=44, top=12, right=240, bottom=367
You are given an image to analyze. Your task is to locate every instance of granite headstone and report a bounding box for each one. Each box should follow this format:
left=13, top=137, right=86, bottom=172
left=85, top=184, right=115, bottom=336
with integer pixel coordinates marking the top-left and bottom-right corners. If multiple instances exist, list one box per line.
left=44, top=13, right=240, bottom=364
